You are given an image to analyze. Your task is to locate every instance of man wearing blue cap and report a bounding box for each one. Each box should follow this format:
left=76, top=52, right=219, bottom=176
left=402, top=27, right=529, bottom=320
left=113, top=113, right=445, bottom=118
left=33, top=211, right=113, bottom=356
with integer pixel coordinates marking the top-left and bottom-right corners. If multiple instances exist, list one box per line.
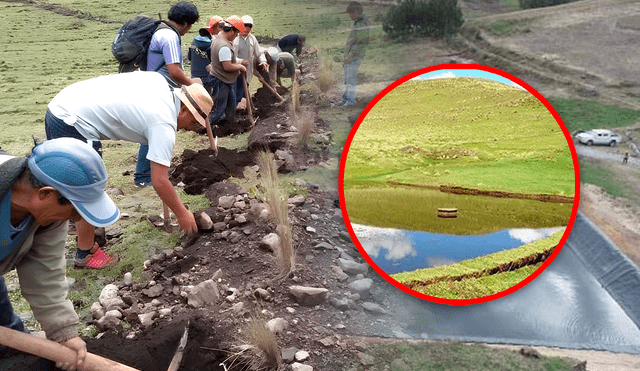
left=45, top=71, right=213, bottom=269
left=0, top=138, right=120, bottom=370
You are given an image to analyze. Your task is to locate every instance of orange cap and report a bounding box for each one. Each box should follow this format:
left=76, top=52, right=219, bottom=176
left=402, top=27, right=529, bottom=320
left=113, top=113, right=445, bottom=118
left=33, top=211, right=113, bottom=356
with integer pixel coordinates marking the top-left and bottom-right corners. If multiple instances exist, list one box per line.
left=225, top=15, right=245, bottom=33
left=208, top=15, right=223, bottom=31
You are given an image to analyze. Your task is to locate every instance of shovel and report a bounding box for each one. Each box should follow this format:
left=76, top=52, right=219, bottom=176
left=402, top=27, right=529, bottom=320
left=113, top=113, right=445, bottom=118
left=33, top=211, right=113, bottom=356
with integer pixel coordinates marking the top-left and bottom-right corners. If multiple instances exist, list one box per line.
left=257, top=76, right=285, bottom=103
left=0, top=326, right=140, bottom=371
left=167, top=321, right=189, bottom=371
left=242, top=73, right=257, bottom=126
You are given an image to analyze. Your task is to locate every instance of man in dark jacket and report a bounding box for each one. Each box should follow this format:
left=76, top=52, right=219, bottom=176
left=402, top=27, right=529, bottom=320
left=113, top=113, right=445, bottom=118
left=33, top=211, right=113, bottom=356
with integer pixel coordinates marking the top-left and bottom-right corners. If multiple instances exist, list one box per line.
left=188, top=15, right=223, bottom=83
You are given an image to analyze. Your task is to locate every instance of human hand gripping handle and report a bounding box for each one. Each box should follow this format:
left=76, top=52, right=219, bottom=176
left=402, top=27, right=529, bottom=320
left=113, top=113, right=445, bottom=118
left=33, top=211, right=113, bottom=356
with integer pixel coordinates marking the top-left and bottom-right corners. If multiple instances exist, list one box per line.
left=56, top=337, right=87, bottom=371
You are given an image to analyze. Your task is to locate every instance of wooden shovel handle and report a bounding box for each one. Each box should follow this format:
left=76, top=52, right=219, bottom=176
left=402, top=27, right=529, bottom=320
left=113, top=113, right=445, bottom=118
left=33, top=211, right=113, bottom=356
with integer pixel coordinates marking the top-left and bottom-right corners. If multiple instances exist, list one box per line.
left=0, top=326, right=140, bottom=371
left=242, top=73, right=254, bottom=123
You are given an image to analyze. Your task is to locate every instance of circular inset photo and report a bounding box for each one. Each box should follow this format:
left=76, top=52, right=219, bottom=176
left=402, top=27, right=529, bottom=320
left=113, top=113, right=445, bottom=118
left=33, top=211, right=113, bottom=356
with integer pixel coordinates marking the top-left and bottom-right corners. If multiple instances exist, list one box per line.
left=339, top=65, right=580, bottom=306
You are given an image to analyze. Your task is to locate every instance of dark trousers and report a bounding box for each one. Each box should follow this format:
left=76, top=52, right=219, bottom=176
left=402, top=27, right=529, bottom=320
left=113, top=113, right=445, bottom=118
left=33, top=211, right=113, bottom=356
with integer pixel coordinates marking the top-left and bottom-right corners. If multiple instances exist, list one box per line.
left=208, top=76, right=237, bottom=124
left=44, top=109, right=102, bottom=156
left=0, top=276, right=26, bottom=333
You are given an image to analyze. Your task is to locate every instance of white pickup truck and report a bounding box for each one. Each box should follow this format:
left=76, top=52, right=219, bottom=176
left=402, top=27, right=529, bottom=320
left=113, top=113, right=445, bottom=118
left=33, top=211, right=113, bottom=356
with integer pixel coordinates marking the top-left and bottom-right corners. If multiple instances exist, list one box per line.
left=575, top=129, right=621, bottom=147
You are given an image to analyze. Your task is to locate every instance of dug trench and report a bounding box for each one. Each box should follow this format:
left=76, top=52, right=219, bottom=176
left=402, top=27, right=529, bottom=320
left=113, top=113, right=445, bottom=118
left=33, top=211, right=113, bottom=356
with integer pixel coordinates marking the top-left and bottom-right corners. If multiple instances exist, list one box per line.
left=77, top=46, right=416, bottom=371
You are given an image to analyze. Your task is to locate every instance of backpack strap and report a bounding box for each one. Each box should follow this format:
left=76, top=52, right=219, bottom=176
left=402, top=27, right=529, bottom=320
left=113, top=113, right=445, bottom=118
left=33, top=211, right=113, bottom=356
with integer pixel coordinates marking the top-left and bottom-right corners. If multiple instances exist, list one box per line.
left=148, top=21, right=183, bottom=72
left=189, top=44, right=210, bottom=61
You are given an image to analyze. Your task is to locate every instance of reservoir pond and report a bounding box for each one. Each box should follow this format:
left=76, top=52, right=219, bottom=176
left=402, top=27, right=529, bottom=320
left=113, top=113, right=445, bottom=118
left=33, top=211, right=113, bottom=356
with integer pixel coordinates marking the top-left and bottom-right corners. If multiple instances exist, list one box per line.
left=352, top=223, right=565, bottom=274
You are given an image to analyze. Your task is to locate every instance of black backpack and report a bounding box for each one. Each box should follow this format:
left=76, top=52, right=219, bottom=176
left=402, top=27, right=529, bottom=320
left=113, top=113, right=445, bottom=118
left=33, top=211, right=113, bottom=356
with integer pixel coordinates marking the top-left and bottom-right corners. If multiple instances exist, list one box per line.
left=112, top=15, right=180, bottom=73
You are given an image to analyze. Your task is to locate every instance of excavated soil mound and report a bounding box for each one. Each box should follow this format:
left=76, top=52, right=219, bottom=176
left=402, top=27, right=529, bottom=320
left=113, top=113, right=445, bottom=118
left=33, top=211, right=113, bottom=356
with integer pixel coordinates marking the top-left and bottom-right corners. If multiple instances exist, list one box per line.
left=171, top=147, right=254, bottom=195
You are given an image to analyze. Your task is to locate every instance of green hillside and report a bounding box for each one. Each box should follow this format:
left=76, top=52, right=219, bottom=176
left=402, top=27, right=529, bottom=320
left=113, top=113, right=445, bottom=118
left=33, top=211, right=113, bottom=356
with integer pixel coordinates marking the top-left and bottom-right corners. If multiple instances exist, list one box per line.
left=343, top=78, right=576, bottom=196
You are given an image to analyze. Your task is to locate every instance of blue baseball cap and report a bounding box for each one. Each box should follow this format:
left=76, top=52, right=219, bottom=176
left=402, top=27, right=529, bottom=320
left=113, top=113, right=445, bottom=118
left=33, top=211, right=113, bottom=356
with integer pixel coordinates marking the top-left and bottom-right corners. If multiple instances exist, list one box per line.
left=27, top=138, right=120, bottom=227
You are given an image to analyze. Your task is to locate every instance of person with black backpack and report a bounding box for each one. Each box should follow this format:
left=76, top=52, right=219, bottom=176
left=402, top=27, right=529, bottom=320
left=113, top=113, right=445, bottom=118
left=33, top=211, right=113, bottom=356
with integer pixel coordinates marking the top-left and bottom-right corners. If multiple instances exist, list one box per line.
left=136, top=1, right=199, bottom=188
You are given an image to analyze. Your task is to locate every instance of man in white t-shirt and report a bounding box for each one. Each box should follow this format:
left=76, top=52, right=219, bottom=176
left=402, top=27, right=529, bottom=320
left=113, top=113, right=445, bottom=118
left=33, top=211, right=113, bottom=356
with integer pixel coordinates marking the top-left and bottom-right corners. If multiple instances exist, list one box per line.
left=45, top=71, right=213, bottom=269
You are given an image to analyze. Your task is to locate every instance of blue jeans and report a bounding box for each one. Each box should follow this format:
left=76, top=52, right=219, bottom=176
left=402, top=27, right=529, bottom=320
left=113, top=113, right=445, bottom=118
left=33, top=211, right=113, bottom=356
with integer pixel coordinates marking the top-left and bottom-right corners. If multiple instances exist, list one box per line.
left=134, top=144, right=151, bottom=185
left=0, top=276, right=26, bottom=333
left=342, top=57, right=363, bottom=105
left=208, top=76, right=237, bottom=124
left=44, top=109, right=102, bottom=156
left=235, top=77, right=245, bottom=104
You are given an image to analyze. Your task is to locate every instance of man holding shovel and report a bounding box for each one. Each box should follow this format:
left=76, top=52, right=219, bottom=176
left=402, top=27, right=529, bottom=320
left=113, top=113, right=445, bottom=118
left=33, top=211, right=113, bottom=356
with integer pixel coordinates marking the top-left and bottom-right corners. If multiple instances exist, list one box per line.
left=45, top=71, right=213, bottom=269
left=206, top=16, right=247, bottom=129
left=233, top=15, right=268, bottom=111
left=0, top=138, right=120, bottom=370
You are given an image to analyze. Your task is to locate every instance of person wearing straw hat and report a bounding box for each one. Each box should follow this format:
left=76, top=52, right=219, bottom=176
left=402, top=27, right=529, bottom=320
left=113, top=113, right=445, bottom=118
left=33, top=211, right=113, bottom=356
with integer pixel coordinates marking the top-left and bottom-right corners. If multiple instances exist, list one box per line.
left=206, top=15, right=247, bottom=127
left=45, top=71, right=213, bottom=269
left=0, top=138, right=120, bottom=370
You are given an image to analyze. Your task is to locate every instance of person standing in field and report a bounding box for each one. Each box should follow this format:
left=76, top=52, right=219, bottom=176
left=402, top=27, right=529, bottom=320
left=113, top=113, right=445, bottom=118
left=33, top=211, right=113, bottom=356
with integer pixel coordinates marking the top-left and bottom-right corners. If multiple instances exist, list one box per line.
left=340, top=1, right=369, bottom=107
left=233, top=15, right=268, bottom=110
left=189, top=16, right=223, bottom=84
left=45, top=72, right=213, bottom=269
left=135, top=1, right=200, bottom=188
left=206, top=16, right=247, bottom=128
left=0, top=138, right=120, bottom=370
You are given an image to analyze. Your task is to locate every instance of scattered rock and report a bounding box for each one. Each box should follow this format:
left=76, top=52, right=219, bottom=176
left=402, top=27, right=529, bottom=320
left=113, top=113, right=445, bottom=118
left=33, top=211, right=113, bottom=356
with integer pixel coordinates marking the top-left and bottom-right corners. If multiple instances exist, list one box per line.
left=338, top=258, right=369, bottom=275
left=195, top=211, right=213, bottom=231
left=186, top=280, right=220, bottom=308
left=361, top=302, right=387, bottom=315
left=266, top=318, right=289, bottom=334
left=91, top=302, right=105, bottom=320
left=260, top=233, right=280, bottom=253
left=289, top=285, right=328, bottom=306
left=282, top=347, right=298, bottom=364
left=99, top=284, right=124, bottom=310
left=288, top=195, right=306, bottom=206
left=218, top=195, right=235, bottom=209
left=349, top=278, right=374, bottom=297
left=295, top=350, right=310, bottom=362
left=138, top=312, right=155, bottom=327
left=291, top=362, right=313, bottom=371
left=123, top=272, right=133, bottom=286
left=142, top=284, right=164, bottom=298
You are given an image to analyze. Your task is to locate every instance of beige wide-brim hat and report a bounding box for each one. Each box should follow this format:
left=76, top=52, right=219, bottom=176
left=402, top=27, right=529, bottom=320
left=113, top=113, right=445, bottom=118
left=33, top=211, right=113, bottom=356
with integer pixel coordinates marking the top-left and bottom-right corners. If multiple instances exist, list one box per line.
left=174, top=84, right=213, bottom=127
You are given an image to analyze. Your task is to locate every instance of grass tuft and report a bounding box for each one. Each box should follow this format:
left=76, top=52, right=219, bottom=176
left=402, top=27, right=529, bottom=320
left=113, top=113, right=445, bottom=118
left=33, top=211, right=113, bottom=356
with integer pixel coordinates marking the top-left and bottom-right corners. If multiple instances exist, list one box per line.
left=225, top=318, right=282, bottom=371
left=317, top=56, right=335, bottom=93
left=256, top=151, right=295, bottom=276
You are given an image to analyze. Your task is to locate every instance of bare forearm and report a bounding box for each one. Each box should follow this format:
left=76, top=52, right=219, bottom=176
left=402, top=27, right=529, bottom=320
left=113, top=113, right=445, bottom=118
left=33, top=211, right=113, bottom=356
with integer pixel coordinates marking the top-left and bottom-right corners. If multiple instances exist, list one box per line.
left=167, top=63, right=193, bottom=86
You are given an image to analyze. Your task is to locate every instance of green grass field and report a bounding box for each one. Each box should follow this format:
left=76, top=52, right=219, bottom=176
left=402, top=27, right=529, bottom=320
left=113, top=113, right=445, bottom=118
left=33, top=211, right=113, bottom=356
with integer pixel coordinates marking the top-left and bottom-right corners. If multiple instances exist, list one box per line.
left=392, top=231, right=562, bottom=299
left=343, top=77, right=575, bottom=232
left=550, top=98, right=640, bottom=132
left=345, top=186, right=572, bottom=234
left=344, top=78, right=575, bottom=194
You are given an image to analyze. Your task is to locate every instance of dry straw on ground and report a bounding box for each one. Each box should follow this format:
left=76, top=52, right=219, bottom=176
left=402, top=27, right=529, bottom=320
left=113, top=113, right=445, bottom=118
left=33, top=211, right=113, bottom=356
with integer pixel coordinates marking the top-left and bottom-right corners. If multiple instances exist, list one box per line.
left=224, top=318, right=283, bottom=371
left=257, top=151, right=296, bottom=276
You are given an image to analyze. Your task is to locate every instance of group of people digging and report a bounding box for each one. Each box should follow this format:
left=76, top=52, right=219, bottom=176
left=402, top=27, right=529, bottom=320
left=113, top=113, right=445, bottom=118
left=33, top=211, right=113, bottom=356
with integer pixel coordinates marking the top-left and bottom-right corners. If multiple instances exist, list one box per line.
left=0, top=1, right=369, bottom=369
left=188, top=15, right=304, bottom=123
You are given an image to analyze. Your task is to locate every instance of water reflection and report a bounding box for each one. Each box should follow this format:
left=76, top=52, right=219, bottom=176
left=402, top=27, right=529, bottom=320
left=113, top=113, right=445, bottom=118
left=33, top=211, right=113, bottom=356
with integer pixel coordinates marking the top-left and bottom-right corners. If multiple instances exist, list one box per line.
left=353, top=223, right=564, bottom=274
left=390, top=245, right=640, bottom=353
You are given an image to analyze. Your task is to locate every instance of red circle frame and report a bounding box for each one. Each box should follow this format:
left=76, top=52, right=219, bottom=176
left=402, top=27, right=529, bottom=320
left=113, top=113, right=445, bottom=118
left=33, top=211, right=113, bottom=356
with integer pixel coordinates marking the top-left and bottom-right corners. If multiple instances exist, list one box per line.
left=338, top=64, right=581, bottom=306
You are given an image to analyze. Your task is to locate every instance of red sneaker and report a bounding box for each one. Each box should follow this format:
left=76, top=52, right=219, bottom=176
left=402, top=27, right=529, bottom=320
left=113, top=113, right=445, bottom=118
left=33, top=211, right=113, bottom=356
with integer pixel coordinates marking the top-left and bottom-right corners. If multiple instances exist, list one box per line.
left=74, top=243, right=119, bottom=269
